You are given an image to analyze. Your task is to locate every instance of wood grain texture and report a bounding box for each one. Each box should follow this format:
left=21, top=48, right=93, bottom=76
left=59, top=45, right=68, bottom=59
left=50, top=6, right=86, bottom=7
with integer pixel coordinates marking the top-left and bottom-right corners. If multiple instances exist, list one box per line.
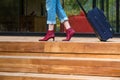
left=0, top=42, right=45, bottom=53
left=0, top=40, right=120, bottom=79
left=0, top=52, right=120, bottom=59
left=44, top=42, right=120, bottom=54
left=0, top=42, right=120, bottom=54
left=0, top=56, right=120, bottom=77
left=0, top=72, right=120, bottom=80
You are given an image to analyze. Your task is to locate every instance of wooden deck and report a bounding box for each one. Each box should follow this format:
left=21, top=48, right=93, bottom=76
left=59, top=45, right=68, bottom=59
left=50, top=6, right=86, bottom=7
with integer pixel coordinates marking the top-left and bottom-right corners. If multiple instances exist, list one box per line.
left=0, top=36, right=120, bottom=80
left=0, top=36, right=119, bottom=42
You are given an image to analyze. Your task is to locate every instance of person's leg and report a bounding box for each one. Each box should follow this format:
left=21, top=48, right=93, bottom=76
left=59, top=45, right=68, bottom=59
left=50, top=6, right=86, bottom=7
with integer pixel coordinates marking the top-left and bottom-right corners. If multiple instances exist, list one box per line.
left=56, top=0, right=75, bottom=41
left=39, top=0, right=56, bottom=41
left=63, top=21, right=71, bottom=30
left=46, top=0, right=56, bottom=31
left=46, top=0, right=56, bottom=24
left=56, top=0, right=69, bottom=28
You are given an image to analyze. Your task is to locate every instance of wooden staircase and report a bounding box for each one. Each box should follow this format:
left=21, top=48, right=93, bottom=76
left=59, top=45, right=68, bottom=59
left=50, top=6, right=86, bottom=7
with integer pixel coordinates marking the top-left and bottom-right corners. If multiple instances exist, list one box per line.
left=0, top=40, right=120, bottom=80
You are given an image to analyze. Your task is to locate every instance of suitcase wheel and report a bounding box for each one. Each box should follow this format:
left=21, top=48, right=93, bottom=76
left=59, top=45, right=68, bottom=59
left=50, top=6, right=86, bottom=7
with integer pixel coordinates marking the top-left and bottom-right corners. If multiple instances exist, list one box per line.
left=100, top=39, right=107, bottom=42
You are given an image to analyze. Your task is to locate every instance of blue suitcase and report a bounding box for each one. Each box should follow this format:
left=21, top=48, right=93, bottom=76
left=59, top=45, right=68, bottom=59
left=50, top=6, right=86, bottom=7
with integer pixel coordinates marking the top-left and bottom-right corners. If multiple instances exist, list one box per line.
left=76, top=0, right=114, bottom=41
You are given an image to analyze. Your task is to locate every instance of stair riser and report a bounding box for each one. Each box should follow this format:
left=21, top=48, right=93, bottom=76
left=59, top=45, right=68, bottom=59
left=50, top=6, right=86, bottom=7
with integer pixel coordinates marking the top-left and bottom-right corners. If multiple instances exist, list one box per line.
left=0, top=57, right=120, bottom=77
left=0, top=42, right=120, bottom=54
left=0, top=76, right=73, bottom=80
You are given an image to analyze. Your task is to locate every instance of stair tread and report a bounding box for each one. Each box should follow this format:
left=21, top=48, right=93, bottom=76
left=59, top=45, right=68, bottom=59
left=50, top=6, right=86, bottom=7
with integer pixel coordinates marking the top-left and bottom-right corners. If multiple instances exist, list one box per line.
left=0, top=52, right=120, bottom=59
left=0, top=55, right=120, bottom=62
left=0, top=36, right=119, bottom=42
left=0, top=72, right=120, bottom=80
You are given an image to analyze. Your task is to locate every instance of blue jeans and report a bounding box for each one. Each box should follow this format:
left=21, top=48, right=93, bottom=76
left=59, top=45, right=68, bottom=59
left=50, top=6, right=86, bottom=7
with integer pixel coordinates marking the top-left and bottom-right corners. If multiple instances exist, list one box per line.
left=46, top=0, right=68, bottom=24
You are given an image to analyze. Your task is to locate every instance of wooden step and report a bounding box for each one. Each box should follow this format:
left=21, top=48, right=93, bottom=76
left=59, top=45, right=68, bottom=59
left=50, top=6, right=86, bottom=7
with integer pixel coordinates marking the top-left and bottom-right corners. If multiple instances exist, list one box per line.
left=0, top=37, right=120, bottom=78
left=0, top=53, right=120, bottom=77
left=0, top=52, right=120, bottom=59
left=0, top=72, right=120, bottom=80
left=0, top=42, right=120, bottom=54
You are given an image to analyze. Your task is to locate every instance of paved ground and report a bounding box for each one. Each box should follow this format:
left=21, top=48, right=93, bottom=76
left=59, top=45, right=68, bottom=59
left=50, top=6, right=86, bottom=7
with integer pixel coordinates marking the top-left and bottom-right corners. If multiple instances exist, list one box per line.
left=0, top=36, right=119, bottom=43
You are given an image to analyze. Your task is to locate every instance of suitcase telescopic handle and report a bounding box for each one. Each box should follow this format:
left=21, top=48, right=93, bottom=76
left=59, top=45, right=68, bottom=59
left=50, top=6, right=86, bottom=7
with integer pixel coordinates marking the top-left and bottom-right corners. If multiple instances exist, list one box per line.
left=76, top=0, right=87, bottom=16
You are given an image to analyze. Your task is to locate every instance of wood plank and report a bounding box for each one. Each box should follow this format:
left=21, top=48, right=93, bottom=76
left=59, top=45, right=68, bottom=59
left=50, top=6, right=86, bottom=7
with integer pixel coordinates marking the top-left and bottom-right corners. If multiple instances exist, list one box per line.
left=0, top=72, right=120, bottom=80
left=0, top=56, right=120, bottom=77
left=0, top=42, right=45, bottom=53
left=44, top=42, right=120, bottom=54
left=0, top=42, right=120, bottom=54
left=0, top=52, right=120, bottom=59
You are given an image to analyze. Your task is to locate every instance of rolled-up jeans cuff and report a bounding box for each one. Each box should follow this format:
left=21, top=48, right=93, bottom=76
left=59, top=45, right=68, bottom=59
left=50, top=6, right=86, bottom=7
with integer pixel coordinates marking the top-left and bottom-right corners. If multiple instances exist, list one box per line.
left=60, top=17, right=68, bottom=23
left=47, top=21, right=56, bottom=24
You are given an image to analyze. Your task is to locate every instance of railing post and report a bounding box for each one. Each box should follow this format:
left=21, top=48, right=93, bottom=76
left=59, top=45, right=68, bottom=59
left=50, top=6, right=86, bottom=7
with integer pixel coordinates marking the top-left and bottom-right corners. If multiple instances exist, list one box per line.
left=100, top=0, right=104, bottom=11
left=106, top=0, right=109, bottom=20
left=116, top=0, right=120, bottom=32
left=93, top=0, right=97, bottom=8
left=62, top=0, right=64, bottom=8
